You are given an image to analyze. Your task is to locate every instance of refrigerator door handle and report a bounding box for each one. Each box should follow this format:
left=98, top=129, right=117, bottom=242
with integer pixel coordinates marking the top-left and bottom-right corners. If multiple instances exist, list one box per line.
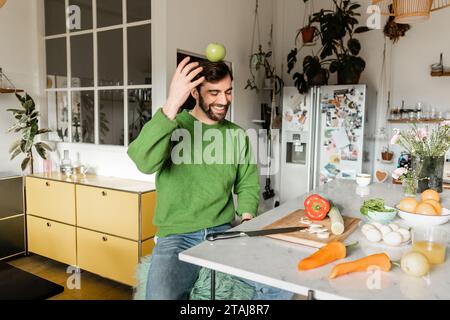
left=312, top=86, right=321, bottom=190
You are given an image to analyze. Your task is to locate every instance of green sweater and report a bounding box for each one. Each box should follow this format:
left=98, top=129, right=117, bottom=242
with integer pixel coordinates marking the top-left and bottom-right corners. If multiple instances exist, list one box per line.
left=127, top=109, right=260, bottom=237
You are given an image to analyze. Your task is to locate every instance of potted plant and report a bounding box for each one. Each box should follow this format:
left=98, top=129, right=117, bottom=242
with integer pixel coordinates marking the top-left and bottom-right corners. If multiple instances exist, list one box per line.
left=245, top=44, right=283, bottom=94
left=381, top=145, right=394, bottom=162
left=287, top=0, right=370, bottom=93
left=6, top=93, right=53, bottom=173
left=291, top=55, right=329, bottom=94
left=299, top=16, right=316, bottom=45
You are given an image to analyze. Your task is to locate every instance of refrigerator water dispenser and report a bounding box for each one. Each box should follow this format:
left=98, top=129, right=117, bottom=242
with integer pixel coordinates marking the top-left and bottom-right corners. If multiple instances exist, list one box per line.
left=286, top=133, right=307, bottom=164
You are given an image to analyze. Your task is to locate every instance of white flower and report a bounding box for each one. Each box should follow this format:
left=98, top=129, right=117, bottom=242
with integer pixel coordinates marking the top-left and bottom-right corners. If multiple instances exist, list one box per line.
left=415, top=128, right=427, bottom=141
left=390, top=133, right=401, bottom=145
left=392, top=167, right=407, bottom=180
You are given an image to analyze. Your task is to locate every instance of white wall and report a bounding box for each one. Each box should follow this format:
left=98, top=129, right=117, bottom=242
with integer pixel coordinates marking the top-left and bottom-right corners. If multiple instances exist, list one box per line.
left=0, top=0, right=45, bottom=174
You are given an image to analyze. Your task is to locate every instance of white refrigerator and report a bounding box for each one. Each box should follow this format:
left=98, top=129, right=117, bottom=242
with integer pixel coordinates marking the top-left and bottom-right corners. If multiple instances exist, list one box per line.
left=280, top=85, right=366, bottom=203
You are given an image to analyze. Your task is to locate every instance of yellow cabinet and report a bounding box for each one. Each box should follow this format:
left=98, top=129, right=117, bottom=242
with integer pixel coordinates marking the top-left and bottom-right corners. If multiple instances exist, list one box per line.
left=76, top=185, right=139, bottom=240
left=77, top=228, right=138, bottom=286
left=27, top=215, right=76, bottom=266
left=26, top=177, right=75, bottom=225
left=25, top=173, right=156, bottom=287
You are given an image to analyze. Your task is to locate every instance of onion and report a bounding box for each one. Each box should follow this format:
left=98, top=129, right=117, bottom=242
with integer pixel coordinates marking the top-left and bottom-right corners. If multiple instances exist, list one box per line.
left=400, top=251, right=430, bottom=277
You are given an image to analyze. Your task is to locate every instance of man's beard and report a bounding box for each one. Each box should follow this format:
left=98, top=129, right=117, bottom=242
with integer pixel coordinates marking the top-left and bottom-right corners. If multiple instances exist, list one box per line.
left=198, top=94, right=230, bottom=122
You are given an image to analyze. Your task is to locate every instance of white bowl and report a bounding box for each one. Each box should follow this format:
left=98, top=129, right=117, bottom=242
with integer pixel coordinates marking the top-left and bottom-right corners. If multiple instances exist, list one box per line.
left=356, top=174, right=371, bottom=187
left=367, top=206, right=398, bottom=224
left=397, top=207, right=450, bottom=227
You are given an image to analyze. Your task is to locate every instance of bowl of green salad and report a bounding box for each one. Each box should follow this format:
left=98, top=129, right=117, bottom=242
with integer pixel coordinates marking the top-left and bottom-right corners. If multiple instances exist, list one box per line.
left=360, top=198, right=398, bottom=224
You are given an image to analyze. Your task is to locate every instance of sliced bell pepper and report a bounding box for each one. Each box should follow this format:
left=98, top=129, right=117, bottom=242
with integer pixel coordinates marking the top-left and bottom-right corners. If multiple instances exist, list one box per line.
left=304, top=194, right=330, bottom=221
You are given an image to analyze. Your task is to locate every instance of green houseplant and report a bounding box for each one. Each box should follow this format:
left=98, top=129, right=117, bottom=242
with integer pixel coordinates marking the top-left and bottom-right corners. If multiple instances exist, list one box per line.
left=7, top=93, right=53, bottom=173
left=287, top=0, right=370, bottom=94
left=245, top=44, right=284, bottom=94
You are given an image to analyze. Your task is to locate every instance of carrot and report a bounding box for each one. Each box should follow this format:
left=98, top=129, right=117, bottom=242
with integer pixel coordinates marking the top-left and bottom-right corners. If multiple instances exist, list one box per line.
left=298, top=241, right=347, bottom=271
left=329, top=253, right=391, bottom=279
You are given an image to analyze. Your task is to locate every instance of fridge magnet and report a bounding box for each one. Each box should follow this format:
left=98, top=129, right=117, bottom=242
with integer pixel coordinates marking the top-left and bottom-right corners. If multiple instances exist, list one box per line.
left=324, top=163, right=340, bottom=176
left=324, top=129, right=334, bottom=139
left=329, top=154, right=340, bottom=164
left=331, top=128, right=350, bottom=149
left=341, top=144, right=359, bottom=161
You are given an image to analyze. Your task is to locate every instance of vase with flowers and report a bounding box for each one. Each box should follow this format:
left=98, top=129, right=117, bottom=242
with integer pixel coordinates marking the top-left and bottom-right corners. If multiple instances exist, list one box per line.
left=390, top=121, right=450, bottom=193
left=392, top=167, right=419, bottom=197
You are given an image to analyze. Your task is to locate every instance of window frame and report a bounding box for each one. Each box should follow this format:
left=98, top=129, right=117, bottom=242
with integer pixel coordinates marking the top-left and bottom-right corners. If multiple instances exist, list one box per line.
left=44, top=0, right=152, bottom=147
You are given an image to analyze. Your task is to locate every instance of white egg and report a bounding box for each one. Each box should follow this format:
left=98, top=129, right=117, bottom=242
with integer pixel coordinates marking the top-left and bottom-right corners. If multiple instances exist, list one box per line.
left=371, top=222, right=383, bottom=230
left=379, top=225, right=392, bottom=236
left=365, top=228, right=382, bottom=242
left=397, top=228, right=411, bottom=243
left=383, top=231, right=403, bottom=247
left=388, top=223, right=400, bottom=231
left=361, top=224, right=376, bottom=235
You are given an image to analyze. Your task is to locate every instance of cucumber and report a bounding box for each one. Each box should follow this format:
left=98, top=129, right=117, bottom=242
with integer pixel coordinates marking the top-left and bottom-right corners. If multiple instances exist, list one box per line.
left=329, top=206, right=345, bottom=235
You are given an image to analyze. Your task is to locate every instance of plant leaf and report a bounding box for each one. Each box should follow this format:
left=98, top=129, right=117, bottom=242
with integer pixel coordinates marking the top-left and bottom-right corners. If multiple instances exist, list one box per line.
left=6, top=109, right=25, bottom=114
left=329, top=60, right=340, bottom=73
left=23, top=100, right=34, bottom=111
left=287, top=48, right=298, bottom=74
left=9, top=140, right=21, bottom=153
left=355, top=26, right=370, bottom=33
left=34, top=144, right=47, bottom=160
left=10, top=147, right=22, bottom=161
left=36, top=142, right=53, bottom=151
left=21, top=157, right=31, bottom=171
left=36, top=128, right=52, bottom=135
left=348, top=38, right=361, bottom=55
left=24, top=140, right=33, bottom=153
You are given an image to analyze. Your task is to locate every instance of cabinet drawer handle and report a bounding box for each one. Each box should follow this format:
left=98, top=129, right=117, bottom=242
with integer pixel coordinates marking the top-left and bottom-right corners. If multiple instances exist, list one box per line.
left=102, top=191, right=107, bottom=196
left=46, top=222, right=51, bottom=227
left=45, top=182, right=50, bottom=187
left=102, top=236, right=108, bottom=242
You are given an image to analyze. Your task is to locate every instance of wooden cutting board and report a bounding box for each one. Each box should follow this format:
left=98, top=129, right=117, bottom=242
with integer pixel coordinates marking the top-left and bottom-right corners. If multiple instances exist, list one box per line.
left=263, top=209, right=360, bottom=248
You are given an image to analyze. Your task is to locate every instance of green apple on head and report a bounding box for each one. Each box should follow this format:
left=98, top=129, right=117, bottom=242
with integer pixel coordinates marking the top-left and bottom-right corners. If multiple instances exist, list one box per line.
left=206, top=43, right=226, bottom=62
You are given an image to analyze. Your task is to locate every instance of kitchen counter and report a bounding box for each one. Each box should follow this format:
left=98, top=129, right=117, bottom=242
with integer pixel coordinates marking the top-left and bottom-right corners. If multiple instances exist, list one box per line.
left=29, top=172, right=156, bottom=194
left=0, top=172, right=22, bottom=180
left=179, top=180, right=450, bottom=300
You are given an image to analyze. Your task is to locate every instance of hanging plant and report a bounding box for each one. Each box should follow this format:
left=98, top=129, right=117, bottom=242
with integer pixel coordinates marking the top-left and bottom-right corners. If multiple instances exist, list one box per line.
left=245, top=1, right=283, bottom=94
left=287, top=0, right=371, bottom=94
left=383, top=5, right=410, bottom=43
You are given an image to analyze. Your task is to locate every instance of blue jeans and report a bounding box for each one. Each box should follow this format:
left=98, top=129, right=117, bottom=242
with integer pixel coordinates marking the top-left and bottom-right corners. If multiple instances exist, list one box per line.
left=146, top=223, right=294, bottom=300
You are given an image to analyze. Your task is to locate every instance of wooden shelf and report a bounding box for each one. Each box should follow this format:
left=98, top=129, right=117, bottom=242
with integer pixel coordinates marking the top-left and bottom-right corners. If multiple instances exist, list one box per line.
left=387, top=119, right=449, bottom=124
left=431, top=71, right=450, bottom=77
left=0, top=88, right=24, bottom=94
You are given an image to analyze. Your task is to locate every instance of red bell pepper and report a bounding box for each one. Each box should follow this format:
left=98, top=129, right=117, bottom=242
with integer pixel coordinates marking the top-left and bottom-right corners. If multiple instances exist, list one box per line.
left=304, top=194, right=330, bottom=221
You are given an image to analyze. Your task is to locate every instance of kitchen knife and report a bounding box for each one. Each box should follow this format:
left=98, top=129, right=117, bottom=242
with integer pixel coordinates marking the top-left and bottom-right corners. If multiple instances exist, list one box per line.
left=206, top=226, right=308, bottom=241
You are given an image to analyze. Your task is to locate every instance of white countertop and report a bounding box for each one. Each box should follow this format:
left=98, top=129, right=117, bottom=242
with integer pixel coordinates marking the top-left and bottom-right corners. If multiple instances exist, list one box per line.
left=179, top=180, right=450, bottom=300
left=29, top=172, right=156, bottom=193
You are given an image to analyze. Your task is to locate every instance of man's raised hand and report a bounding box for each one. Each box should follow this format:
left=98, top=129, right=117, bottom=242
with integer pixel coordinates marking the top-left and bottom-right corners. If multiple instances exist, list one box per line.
left=162, top=57, right=205, bottom=120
